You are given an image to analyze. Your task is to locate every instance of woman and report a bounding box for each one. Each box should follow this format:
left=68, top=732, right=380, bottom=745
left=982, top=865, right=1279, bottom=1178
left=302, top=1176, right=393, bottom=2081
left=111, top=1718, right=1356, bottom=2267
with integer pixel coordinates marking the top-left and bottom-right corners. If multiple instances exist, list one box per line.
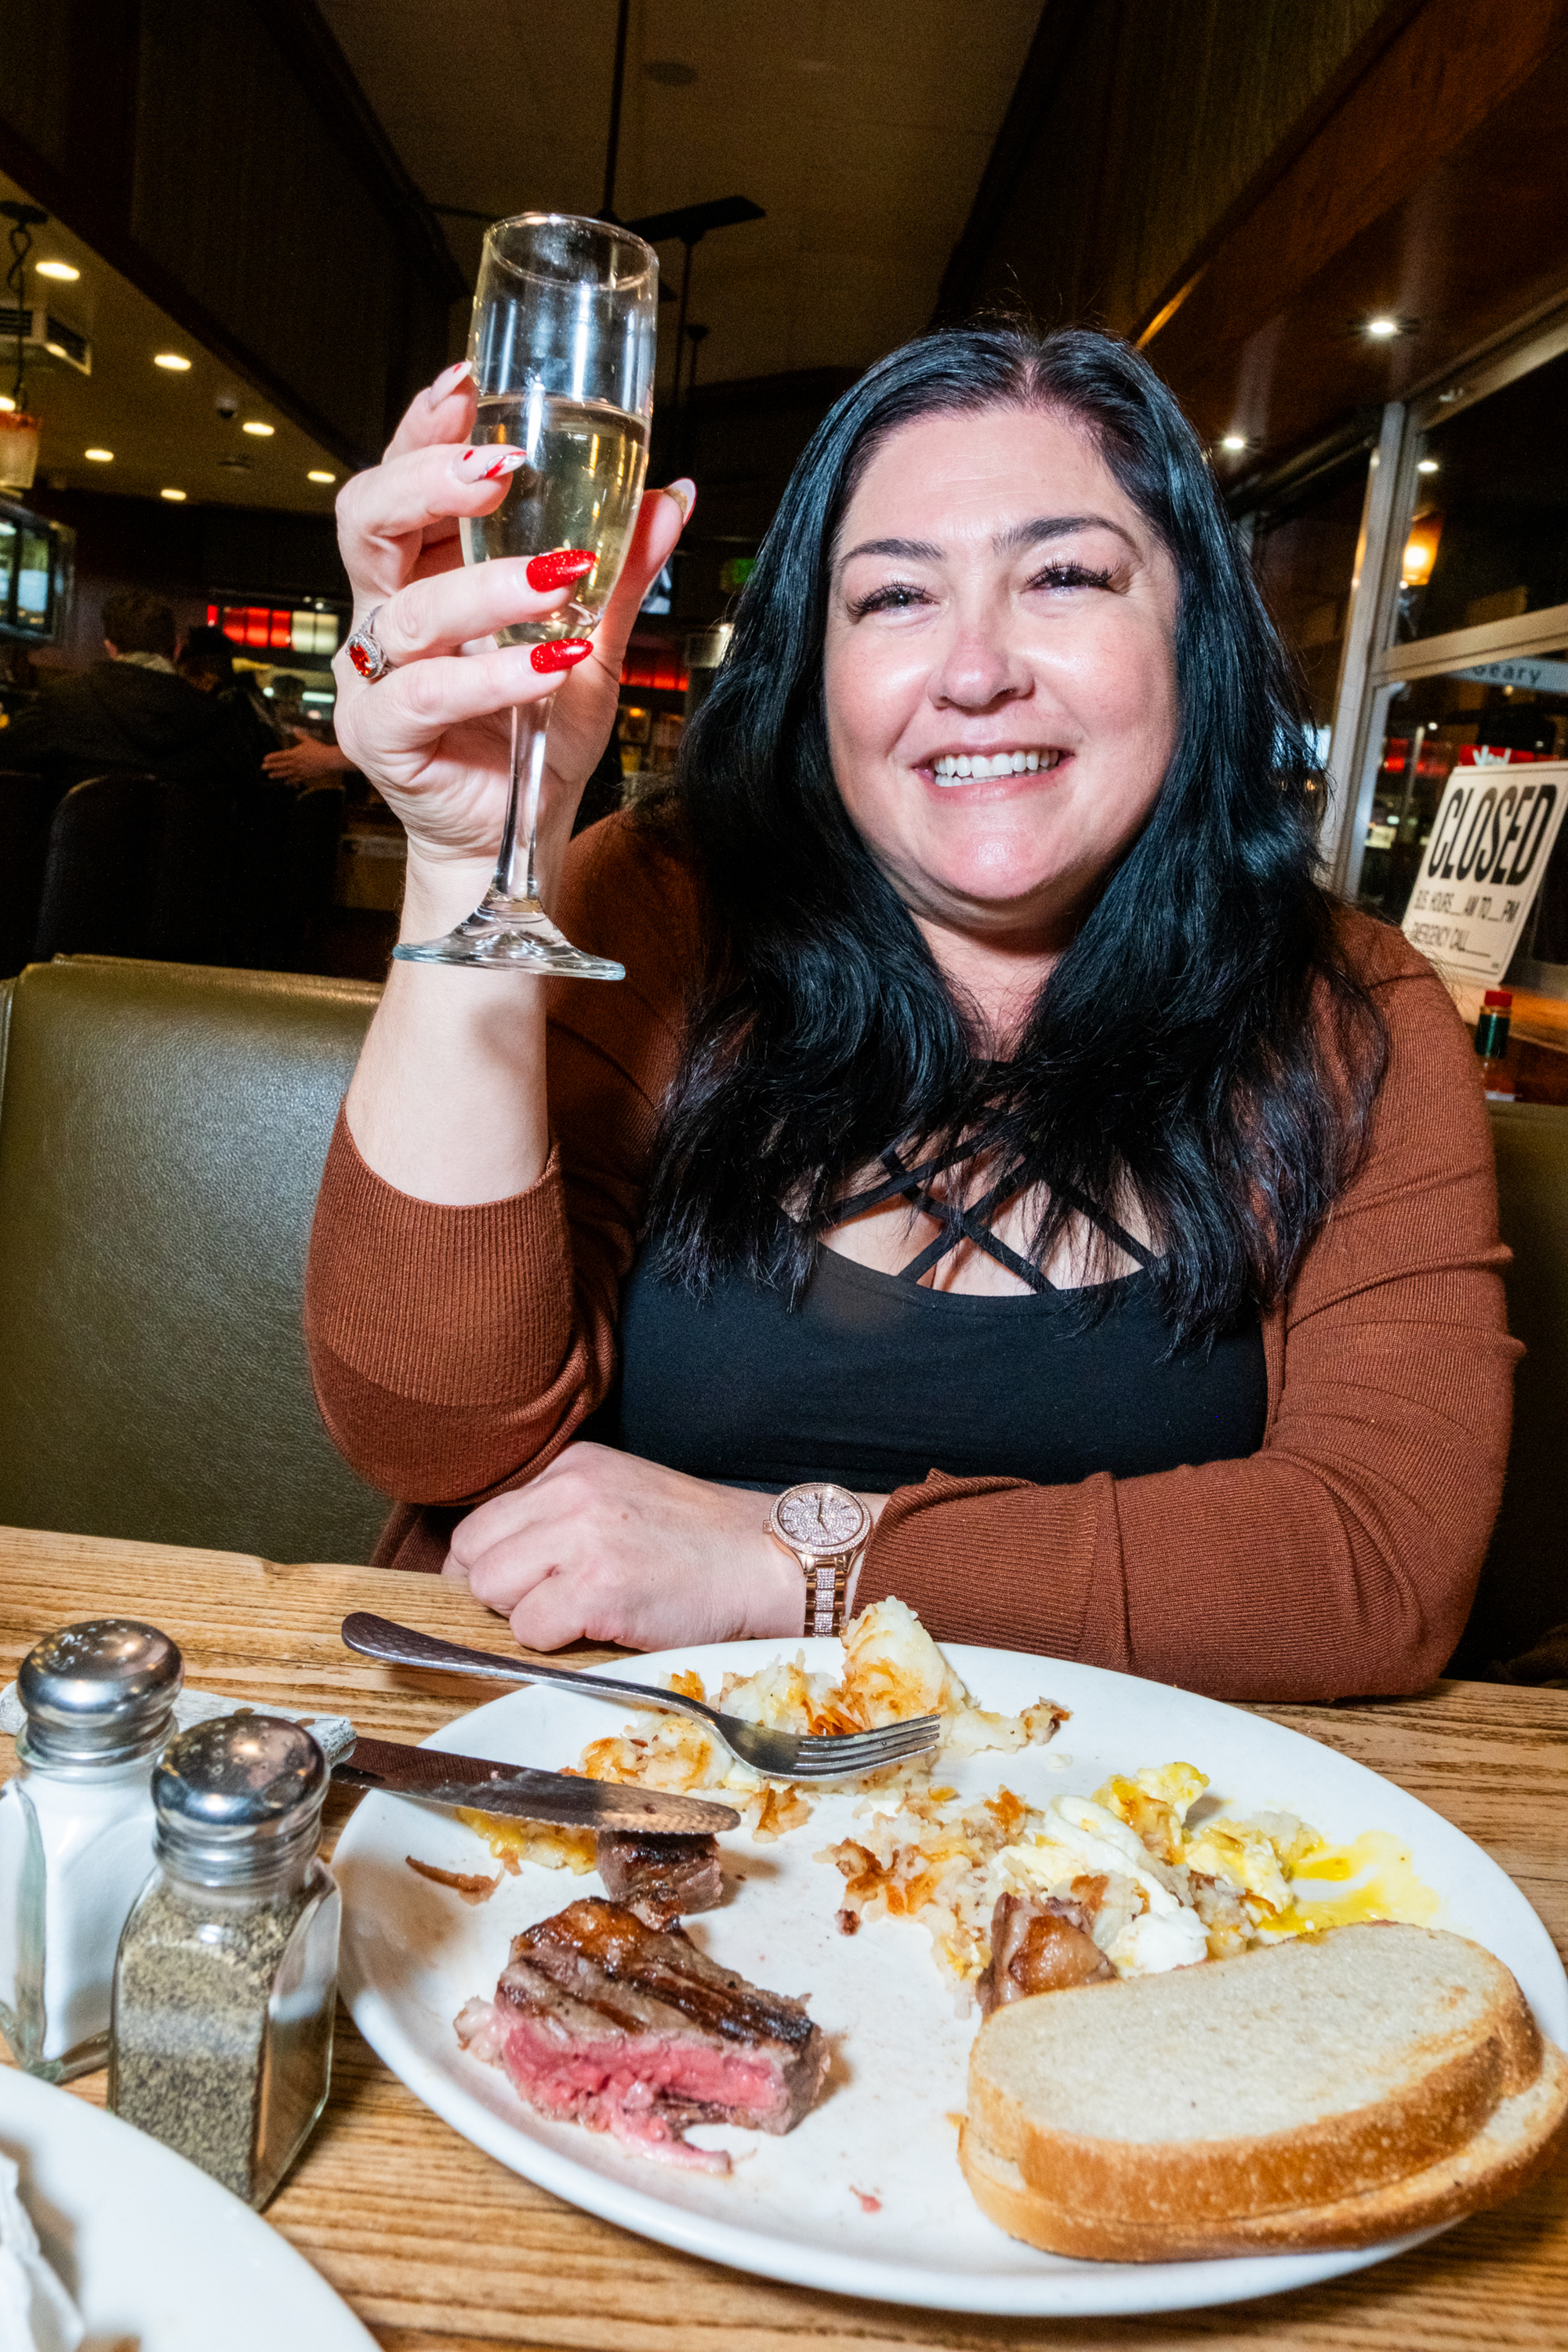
left=307, top=327, right=1514, bottom=1702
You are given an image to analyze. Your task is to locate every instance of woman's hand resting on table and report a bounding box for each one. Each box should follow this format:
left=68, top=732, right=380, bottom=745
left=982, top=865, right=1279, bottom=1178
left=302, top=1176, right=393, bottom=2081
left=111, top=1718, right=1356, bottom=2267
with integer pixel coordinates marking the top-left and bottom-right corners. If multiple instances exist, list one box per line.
left=444, top=1443, right=886, bottom=1653
left=331, top=359, right=692, bottom=925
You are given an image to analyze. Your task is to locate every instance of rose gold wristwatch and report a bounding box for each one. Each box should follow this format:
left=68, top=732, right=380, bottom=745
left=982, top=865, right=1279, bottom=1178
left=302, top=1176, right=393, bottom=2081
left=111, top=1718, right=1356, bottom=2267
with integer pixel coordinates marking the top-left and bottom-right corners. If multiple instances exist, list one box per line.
left=767, top=1482, right=872, bottom=1639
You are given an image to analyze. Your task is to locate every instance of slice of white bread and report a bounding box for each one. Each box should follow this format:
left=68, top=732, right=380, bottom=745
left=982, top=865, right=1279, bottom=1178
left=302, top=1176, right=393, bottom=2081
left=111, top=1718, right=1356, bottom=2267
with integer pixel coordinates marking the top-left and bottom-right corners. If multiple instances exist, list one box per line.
left=964, top=1924, right=1563, bottom=2249
left=960, top=2038, right=1568, bottom=2259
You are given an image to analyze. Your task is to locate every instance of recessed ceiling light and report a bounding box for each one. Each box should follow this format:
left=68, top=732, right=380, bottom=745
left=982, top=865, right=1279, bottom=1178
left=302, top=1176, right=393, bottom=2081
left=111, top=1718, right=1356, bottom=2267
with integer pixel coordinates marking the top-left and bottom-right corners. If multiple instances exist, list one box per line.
left=1219, top=434, right=1248, bottom=452
left=1364, top=317, right=1400, bottom=339
left=1416, top=457, right=1440, bottom=475
left=36, top=260, right=80, bottom=282
left=307, top=469, right=336, bottom=483
left=85, top=448, right=114, bottom=463
left=160, top=487, right=187, bottom=501
left=154, top=352, right=192, bottom=371
left=242, top=420, right=274, bottom=437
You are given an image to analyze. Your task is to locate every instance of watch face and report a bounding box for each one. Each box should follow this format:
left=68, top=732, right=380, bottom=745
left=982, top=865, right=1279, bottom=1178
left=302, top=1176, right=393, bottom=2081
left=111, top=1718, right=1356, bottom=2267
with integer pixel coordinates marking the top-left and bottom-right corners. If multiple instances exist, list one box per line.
left=775, top=1483, right=866, bottom=1549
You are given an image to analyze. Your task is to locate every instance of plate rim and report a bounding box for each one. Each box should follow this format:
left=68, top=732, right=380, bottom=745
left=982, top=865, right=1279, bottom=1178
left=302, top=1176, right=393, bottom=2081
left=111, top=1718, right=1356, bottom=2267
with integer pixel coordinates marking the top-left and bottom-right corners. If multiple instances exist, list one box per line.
left=0, top=2063, right=378, bottom=2343
left=337, top=1635, right=1566, bottom=2320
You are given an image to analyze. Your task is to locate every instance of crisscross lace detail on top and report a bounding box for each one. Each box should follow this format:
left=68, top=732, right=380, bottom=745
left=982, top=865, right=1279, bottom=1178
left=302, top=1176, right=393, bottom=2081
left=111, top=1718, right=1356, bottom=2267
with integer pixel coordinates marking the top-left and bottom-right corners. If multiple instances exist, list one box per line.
left=828, top=1143, right=1159, bottom=1295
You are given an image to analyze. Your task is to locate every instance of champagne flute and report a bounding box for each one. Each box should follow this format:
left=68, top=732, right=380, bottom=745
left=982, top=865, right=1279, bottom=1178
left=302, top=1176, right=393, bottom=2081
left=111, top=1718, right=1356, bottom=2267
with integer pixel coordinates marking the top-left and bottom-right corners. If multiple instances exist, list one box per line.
left=395, top=212, right=659, bottom=976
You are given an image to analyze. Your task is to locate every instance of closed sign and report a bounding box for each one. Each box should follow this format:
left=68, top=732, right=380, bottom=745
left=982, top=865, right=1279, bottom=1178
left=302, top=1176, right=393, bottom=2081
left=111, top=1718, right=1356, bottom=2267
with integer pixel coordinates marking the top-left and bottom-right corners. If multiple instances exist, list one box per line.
left=1402, top=760, right=1568, bottom=984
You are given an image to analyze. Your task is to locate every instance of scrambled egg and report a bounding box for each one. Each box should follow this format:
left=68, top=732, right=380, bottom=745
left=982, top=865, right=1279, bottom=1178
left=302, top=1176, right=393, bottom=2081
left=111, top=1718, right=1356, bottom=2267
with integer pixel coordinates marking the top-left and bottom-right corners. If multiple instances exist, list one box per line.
left=455, top=1809, right=597, bottom=1877
left=821, top=1759, right=1439, bottom=1999
left=575, top=1597, right=1070, bottom=1838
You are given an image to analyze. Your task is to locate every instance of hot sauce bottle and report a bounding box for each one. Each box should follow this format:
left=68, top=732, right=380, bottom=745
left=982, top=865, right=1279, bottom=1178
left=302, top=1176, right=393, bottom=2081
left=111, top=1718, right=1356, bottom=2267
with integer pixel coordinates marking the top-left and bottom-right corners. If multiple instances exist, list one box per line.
left=1474, top=989, right=1516, bottom=1101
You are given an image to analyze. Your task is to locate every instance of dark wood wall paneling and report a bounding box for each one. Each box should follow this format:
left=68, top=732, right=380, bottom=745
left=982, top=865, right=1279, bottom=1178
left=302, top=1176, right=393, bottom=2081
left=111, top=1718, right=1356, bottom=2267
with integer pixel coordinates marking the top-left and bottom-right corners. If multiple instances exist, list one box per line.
left=940, top=0, right=1568, bottom=475
left=939, top=0, right=1394, bottom=335
left=1143, top=0, right=1568, bottom=463
left=0, top=0, right=464, bottom=470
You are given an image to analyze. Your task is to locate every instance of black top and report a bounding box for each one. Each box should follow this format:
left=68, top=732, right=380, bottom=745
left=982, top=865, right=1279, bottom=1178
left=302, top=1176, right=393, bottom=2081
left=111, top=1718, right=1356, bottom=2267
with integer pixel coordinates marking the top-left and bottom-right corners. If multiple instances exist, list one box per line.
left=604, top=1147, right=1268, bottom=1493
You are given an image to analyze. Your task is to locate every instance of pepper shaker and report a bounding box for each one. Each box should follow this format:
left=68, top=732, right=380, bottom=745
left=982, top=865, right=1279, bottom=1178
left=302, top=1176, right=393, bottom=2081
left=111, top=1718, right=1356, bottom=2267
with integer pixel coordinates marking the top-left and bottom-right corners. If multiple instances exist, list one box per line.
left=0, top=1619, right=183, bottom=2081
left=110, top=1715, right=341, bottom=2208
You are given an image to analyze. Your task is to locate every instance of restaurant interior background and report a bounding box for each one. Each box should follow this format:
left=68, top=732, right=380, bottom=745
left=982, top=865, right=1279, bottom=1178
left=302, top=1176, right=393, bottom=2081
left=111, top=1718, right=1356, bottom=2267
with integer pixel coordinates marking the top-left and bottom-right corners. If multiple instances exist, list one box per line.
left=1, top=19, right=1566, bottom=2328
left=3, top=0, right=1568, bottom=1067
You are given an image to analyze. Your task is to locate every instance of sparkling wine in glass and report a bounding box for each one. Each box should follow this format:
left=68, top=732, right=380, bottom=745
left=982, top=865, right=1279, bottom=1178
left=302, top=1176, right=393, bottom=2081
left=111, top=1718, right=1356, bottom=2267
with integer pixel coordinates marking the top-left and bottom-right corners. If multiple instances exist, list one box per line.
left=395, top=212, right=658, bottom=976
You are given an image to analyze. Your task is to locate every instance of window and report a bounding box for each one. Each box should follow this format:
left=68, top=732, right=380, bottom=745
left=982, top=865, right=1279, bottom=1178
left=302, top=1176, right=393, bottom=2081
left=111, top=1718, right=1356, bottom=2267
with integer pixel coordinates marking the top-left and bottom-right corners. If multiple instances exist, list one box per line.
left=1248, top=454, right=1370, bottom=729
left=1397, top=343, right=1568, bottom=644
left=1356, top=652, right=1568, bottom=944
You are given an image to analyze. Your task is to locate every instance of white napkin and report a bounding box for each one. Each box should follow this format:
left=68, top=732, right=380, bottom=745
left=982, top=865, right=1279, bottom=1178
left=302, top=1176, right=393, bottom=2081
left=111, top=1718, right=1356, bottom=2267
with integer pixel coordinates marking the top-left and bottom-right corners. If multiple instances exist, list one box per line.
left=0, top=1686, right=356, bottom=1768
left=0, top=2154, right=82, bottom=2352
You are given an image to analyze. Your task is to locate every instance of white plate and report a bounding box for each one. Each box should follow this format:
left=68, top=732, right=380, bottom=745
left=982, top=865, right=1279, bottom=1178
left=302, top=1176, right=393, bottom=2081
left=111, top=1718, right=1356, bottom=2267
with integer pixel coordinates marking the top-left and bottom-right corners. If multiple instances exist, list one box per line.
left=0, top=2067, right=376, bottom=2349
left=336, top=1642, right=1568, bottom=2319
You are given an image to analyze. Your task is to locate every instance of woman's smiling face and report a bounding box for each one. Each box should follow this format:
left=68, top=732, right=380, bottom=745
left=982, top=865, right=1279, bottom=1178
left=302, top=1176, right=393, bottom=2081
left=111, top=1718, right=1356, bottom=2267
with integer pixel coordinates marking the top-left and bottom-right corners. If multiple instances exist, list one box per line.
left=822, top=402, right=1181, bottom=954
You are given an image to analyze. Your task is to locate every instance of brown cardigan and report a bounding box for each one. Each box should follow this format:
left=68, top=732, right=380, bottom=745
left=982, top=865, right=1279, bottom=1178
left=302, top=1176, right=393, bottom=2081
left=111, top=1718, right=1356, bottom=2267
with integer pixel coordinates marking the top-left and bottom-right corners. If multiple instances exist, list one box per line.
left=305, top=811, right=1516, bottom=1704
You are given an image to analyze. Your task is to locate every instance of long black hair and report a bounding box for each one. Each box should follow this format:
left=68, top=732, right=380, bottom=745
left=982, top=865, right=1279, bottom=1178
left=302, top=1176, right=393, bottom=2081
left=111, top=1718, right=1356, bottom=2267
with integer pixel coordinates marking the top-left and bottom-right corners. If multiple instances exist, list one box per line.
left=641, top=325, right=1385, bottom=1343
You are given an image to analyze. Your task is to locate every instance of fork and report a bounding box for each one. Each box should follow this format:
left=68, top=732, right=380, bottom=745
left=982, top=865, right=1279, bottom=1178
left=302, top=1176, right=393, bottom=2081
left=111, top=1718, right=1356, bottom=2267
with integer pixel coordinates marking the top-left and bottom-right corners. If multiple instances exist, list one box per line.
left=340, top=1613, right=942, bottom=1783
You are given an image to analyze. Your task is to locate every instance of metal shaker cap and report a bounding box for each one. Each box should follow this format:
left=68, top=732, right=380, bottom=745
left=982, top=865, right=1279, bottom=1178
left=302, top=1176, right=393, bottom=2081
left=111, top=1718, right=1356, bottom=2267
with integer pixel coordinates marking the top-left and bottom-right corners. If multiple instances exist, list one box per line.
left=153, top=1715, right=328, bottom=1883
left=17, top=1620, right=183, bottom=1766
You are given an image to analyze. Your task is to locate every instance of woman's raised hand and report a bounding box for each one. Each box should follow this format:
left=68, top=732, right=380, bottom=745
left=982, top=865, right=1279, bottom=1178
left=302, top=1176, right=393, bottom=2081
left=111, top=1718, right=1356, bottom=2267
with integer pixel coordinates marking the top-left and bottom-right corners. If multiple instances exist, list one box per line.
left=331, top=360, right=691, bottom=917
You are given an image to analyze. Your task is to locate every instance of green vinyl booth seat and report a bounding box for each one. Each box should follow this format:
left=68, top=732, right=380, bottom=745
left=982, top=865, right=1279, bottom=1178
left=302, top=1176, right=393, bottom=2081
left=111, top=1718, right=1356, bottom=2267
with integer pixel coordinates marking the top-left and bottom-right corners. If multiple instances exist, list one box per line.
left=0, top=955, right=388, bottom=1564
left=1464, top=1098, right=1568, bottom=1671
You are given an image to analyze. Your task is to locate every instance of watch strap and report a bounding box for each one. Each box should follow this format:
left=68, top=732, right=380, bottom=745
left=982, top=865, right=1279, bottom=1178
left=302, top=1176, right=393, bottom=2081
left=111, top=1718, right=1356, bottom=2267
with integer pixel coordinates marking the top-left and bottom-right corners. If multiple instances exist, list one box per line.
left=803, top=1548, right=859, bottom=1638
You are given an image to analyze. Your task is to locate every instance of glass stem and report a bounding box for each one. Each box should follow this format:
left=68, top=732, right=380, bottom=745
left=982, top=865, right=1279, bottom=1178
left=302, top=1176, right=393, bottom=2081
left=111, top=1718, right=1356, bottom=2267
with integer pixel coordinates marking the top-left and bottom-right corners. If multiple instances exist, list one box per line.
left=495, top=695, right=552, bottom=909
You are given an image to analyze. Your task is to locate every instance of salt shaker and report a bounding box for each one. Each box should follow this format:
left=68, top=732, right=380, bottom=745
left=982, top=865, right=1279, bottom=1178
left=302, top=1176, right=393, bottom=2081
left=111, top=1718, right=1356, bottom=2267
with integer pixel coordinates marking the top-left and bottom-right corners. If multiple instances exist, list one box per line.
left=0, top=1619, right=183, bottom=2081
left=110, top=1715, right=341, bottom=2208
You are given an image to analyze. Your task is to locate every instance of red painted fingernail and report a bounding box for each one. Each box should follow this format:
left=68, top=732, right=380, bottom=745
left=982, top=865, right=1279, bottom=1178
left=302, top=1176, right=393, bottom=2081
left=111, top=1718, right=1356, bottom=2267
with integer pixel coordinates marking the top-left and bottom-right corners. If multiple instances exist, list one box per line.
left=531, top=637, right=593, bottom=673
left=526, top=548, right=595, bottom=591
left=452, top=445, right=528, bottom=483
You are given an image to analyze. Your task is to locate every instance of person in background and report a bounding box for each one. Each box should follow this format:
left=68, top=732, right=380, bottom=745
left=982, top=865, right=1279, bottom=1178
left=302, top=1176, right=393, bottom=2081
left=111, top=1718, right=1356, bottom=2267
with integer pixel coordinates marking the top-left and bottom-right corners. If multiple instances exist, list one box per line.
left=173, top=623, right=242, bottom=696
left=259, top=670, right=358, bottom=789
left=269, top=672, right=309, bottom=730
left=5, top=591, right=263, bottom=793
left=176, top=624, right=292, bottom=770
left=263, top=730, right=357, bottom=788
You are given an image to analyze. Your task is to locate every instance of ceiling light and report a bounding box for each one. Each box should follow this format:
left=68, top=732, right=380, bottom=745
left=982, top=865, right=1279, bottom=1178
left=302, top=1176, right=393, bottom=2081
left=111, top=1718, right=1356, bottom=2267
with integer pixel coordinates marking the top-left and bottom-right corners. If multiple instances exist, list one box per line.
left=0, top=394, right=13, bottom=413
left=160, top=487, right=187, bottom=501
left=242, top=420, right=274, bottom=437
left=85, top=447, right=113, bottom=462
left=154, top=352, right=192, bottom=371
left=36, top=260, right=80, bottom=281
left=1364, top=317, right=1400, bottom=339
left=1416, top=457, right=1440, bottom=474
left=1219, top=434, right=1248, bottom=452
left=307, top=469, right=336, bottom=483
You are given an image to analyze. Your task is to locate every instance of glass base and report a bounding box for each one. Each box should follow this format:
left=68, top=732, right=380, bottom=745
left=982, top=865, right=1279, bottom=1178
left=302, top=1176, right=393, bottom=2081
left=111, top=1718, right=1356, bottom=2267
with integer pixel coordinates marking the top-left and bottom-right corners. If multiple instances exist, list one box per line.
left=393, top=891, right=625, bottom=979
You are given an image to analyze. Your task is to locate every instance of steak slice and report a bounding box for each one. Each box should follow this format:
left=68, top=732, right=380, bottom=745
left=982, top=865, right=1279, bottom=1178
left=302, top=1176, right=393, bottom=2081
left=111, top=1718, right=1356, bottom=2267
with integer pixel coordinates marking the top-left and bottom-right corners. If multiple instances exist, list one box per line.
left=595, top=1829, right=723, bottom=1927
left=976, top=1887, right=1116, bottom=2016
left=456, top=1897, right=828, bottom=2172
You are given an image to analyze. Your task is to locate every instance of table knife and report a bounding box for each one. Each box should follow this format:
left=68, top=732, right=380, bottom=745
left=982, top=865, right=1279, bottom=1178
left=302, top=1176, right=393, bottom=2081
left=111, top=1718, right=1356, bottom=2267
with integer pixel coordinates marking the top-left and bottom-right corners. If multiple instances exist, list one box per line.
left=333, top=1733, right=740, bottom=1835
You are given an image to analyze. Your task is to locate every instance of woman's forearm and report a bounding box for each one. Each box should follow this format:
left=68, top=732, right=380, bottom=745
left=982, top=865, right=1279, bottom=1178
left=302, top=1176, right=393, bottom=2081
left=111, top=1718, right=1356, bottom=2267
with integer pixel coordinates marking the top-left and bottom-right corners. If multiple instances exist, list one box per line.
left=344, top=849, right=551, bottom=1205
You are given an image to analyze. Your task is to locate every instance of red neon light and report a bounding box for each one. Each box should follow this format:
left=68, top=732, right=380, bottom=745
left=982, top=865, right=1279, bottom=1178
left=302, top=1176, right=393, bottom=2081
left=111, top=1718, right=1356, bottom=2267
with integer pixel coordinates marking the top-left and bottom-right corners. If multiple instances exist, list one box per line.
left=620, top=648, right=688, bottom=692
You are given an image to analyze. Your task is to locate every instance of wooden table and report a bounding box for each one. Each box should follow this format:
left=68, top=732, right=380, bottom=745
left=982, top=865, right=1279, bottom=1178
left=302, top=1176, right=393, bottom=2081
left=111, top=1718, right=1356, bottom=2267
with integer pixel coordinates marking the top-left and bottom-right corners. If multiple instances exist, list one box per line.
left=2, top=1523, right=1564, bottom=2352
